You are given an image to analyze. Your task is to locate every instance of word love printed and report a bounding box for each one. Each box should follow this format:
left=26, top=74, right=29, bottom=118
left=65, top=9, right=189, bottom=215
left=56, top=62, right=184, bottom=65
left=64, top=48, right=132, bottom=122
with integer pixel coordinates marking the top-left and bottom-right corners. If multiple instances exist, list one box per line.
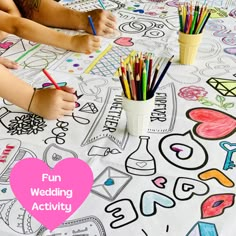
left=10, top=158, right=93, bottom=231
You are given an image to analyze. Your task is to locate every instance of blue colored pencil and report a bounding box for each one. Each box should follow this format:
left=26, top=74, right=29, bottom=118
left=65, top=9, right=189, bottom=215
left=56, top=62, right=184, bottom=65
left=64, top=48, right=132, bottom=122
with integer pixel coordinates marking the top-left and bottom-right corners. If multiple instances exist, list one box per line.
left=88, top=15, right=96, bottom=35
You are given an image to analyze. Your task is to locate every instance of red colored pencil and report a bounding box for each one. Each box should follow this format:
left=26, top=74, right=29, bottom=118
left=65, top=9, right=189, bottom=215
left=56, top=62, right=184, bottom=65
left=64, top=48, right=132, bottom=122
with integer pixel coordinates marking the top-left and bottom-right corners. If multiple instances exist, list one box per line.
left=42, top=69, right=61, bottom=90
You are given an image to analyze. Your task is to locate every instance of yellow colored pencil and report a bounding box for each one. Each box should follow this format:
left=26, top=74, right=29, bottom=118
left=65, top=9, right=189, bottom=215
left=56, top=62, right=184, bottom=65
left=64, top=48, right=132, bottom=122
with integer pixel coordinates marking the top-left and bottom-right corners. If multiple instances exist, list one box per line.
left=122, top=71, right=131, bottom=99
left=182, top=3, right=187, bottom=28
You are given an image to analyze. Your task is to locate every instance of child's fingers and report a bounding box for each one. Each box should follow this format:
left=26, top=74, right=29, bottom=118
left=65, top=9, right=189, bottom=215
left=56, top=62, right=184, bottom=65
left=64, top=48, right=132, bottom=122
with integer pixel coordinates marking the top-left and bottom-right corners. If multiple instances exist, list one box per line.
left=61, top=86, right=76, bottom=94
left=105, top=22, right=116, bottom=30
left=62, top=92, right=77, bottom=102
left=61, top=109, right=74, bottom=116
left=104, top=11, right=116, bottom=22
left=91, top=39, right=101, bottom=48
left=88, top=36, right=101, bottom=51
left=62, top=102, right=76, bottom=111
left=7, top=61, right=19, bottom=69
left=104, top=16, right=116, bottom=29
left=0, top=58, right=19, bottom=69
left=103, top=27, right=114, bottom=35
left=92, top=36, right=101, bottom=42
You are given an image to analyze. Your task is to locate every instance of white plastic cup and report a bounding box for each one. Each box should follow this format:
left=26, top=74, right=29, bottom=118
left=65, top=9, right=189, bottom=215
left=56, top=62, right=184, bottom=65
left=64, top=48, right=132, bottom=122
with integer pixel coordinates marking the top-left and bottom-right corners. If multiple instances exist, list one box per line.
left=122, top=94, right=155, bottom=136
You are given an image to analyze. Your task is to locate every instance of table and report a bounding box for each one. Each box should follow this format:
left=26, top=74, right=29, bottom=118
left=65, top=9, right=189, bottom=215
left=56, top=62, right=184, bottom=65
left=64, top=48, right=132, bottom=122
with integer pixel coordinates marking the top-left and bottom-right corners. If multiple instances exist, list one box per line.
left=0, top=0, right=236, bottom=235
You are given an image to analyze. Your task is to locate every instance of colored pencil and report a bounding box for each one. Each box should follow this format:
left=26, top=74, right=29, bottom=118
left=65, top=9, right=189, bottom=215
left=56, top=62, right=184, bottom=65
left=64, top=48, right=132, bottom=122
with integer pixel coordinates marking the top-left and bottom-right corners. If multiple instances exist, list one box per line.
left=178, top=5, right=184, bottom=32
left=182, top=2, right=187, bottom=28
left=128, top=64, right=137, bottom=100
left=98, top=0, right=106, bottom=10
left=126, top=64, right=131, bottom=86
left=120, top=57, right=126, bottom=75
left=198, top=11, right=211, bottom=34
left=186, top=9, right=193, bottom=34
left=118, top=67, right=126, bottom=94
left=178, top=2, right=209, bottom=35
left=136, top=74, right=142, bottom=100
left=184, top=7, right=190, bottom=33
left=150, top=55, right=174, bottom=97
left=189, top=3, right=199, bottom=34
left=88, top=15, right=96, bottom=35
left=42, top=69, right=61, bottom=90
left=135, top=56, right=139, bottom=80
left=122, top=71, right=131, bottom=99
left=150, top=62, right=160, bottom=92
left=147, top=54, right=153, bottom=90
left=139, top=54, right=143, bottom=78
left=195, top=6, right=207, bottom=33
left=142, top=64, right=147, bottom=100
left=118, top=53, right=172, bottom=101
left=145, top=55, right=149, bottom=91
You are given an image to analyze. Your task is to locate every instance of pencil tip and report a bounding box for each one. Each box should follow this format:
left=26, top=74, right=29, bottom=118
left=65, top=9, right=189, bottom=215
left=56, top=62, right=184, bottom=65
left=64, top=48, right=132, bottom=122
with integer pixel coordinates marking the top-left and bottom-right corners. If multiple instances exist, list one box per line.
left=170, top=55, right=174, bottom=61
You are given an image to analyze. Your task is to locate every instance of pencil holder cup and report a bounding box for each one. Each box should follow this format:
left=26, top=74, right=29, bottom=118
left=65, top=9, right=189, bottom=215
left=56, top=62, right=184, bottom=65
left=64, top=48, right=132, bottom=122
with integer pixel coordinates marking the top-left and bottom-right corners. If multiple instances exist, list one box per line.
left=178, top=31, right=203, bottom=65
left=122, top=94, right=155, bottom=136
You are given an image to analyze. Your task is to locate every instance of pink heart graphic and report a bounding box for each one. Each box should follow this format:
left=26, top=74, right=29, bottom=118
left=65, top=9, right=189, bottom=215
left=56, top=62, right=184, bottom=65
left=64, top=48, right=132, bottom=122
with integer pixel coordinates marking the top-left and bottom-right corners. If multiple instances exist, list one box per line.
left=187, top=108, right=236, bottom=139
left=152, top=177, right=167, bottom=188
left=10, top=158, right=93, bottom=231
left=0, top=41, right=13, bottom=49
left=114, top=37, right=134, bottom=47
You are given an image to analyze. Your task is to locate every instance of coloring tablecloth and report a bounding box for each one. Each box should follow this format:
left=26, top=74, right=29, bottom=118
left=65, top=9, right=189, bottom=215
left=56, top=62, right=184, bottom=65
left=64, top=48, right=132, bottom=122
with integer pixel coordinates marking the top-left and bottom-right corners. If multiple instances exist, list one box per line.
left=0, top=0, right=236, bottom=235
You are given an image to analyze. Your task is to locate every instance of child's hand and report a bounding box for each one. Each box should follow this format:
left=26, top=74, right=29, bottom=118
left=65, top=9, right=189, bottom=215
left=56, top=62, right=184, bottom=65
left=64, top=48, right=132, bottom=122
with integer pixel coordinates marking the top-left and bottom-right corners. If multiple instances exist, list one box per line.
left=84, top=10, right=117, bottom=36
left=0, top=57, right=19, bottom=69
left=29, top=86, right=77, bottom=120
left=70, top=35, right=101, bottom=53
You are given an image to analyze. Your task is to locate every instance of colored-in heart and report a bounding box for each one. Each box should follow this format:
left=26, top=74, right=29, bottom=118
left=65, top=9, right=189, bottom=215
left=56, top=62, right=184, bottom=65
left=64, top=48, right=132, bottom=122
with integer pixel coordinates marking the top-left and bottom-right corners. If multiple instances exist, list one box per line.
left=141, top=190, right=175, bottom=216
left=1, top=188, right=7, bottom=193
left=10, top=158, right=93, bottom=231
left=152, top=177, right=167, bottom=188
left=187, top=108, right=236, bottom=139
left=75, top=102, right=80, bottom=108
left=171, top=145, right=183, bottom=153
left=114, top=37, right=134, bottom=47
left=0, top=41, right=13, bottom=49
left=104, top=178, right=114, bottom=186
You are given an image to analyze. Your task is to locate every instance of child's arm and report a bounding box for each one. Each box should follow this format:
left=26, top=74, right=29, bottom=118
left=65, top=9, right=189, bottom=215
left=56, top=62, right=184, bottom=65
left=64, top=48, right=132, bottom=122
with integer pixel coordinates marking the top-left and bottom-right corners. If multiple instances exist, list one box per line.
left=0, top=10, right=101, bottom=53
left=13, top=0, right=117, bottom=36
left=0, top=64, right=76, bottom=119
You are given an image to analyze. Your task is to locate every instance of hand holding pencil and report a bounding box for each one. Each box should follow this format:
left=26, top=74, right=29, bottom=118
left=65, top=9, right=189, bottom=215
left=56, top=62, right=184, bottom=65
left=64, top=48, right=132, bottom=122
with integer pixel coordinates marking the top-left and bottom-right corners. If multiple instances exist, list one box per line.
left=27, top=69, right=77, bottom=120
left=85, top=10, right=117, bottom=36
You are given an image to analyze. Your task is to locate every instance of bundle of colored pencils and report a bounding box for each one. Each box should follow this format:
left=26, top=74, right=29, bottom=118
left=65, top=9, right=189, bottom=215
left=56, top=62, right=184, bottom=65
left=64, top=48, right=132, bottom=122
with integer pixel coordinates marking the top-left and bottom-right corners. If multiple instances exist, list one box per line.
left=119, top=53, right=174, bottom=100
left=178, top=2, right=211, bottom=34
